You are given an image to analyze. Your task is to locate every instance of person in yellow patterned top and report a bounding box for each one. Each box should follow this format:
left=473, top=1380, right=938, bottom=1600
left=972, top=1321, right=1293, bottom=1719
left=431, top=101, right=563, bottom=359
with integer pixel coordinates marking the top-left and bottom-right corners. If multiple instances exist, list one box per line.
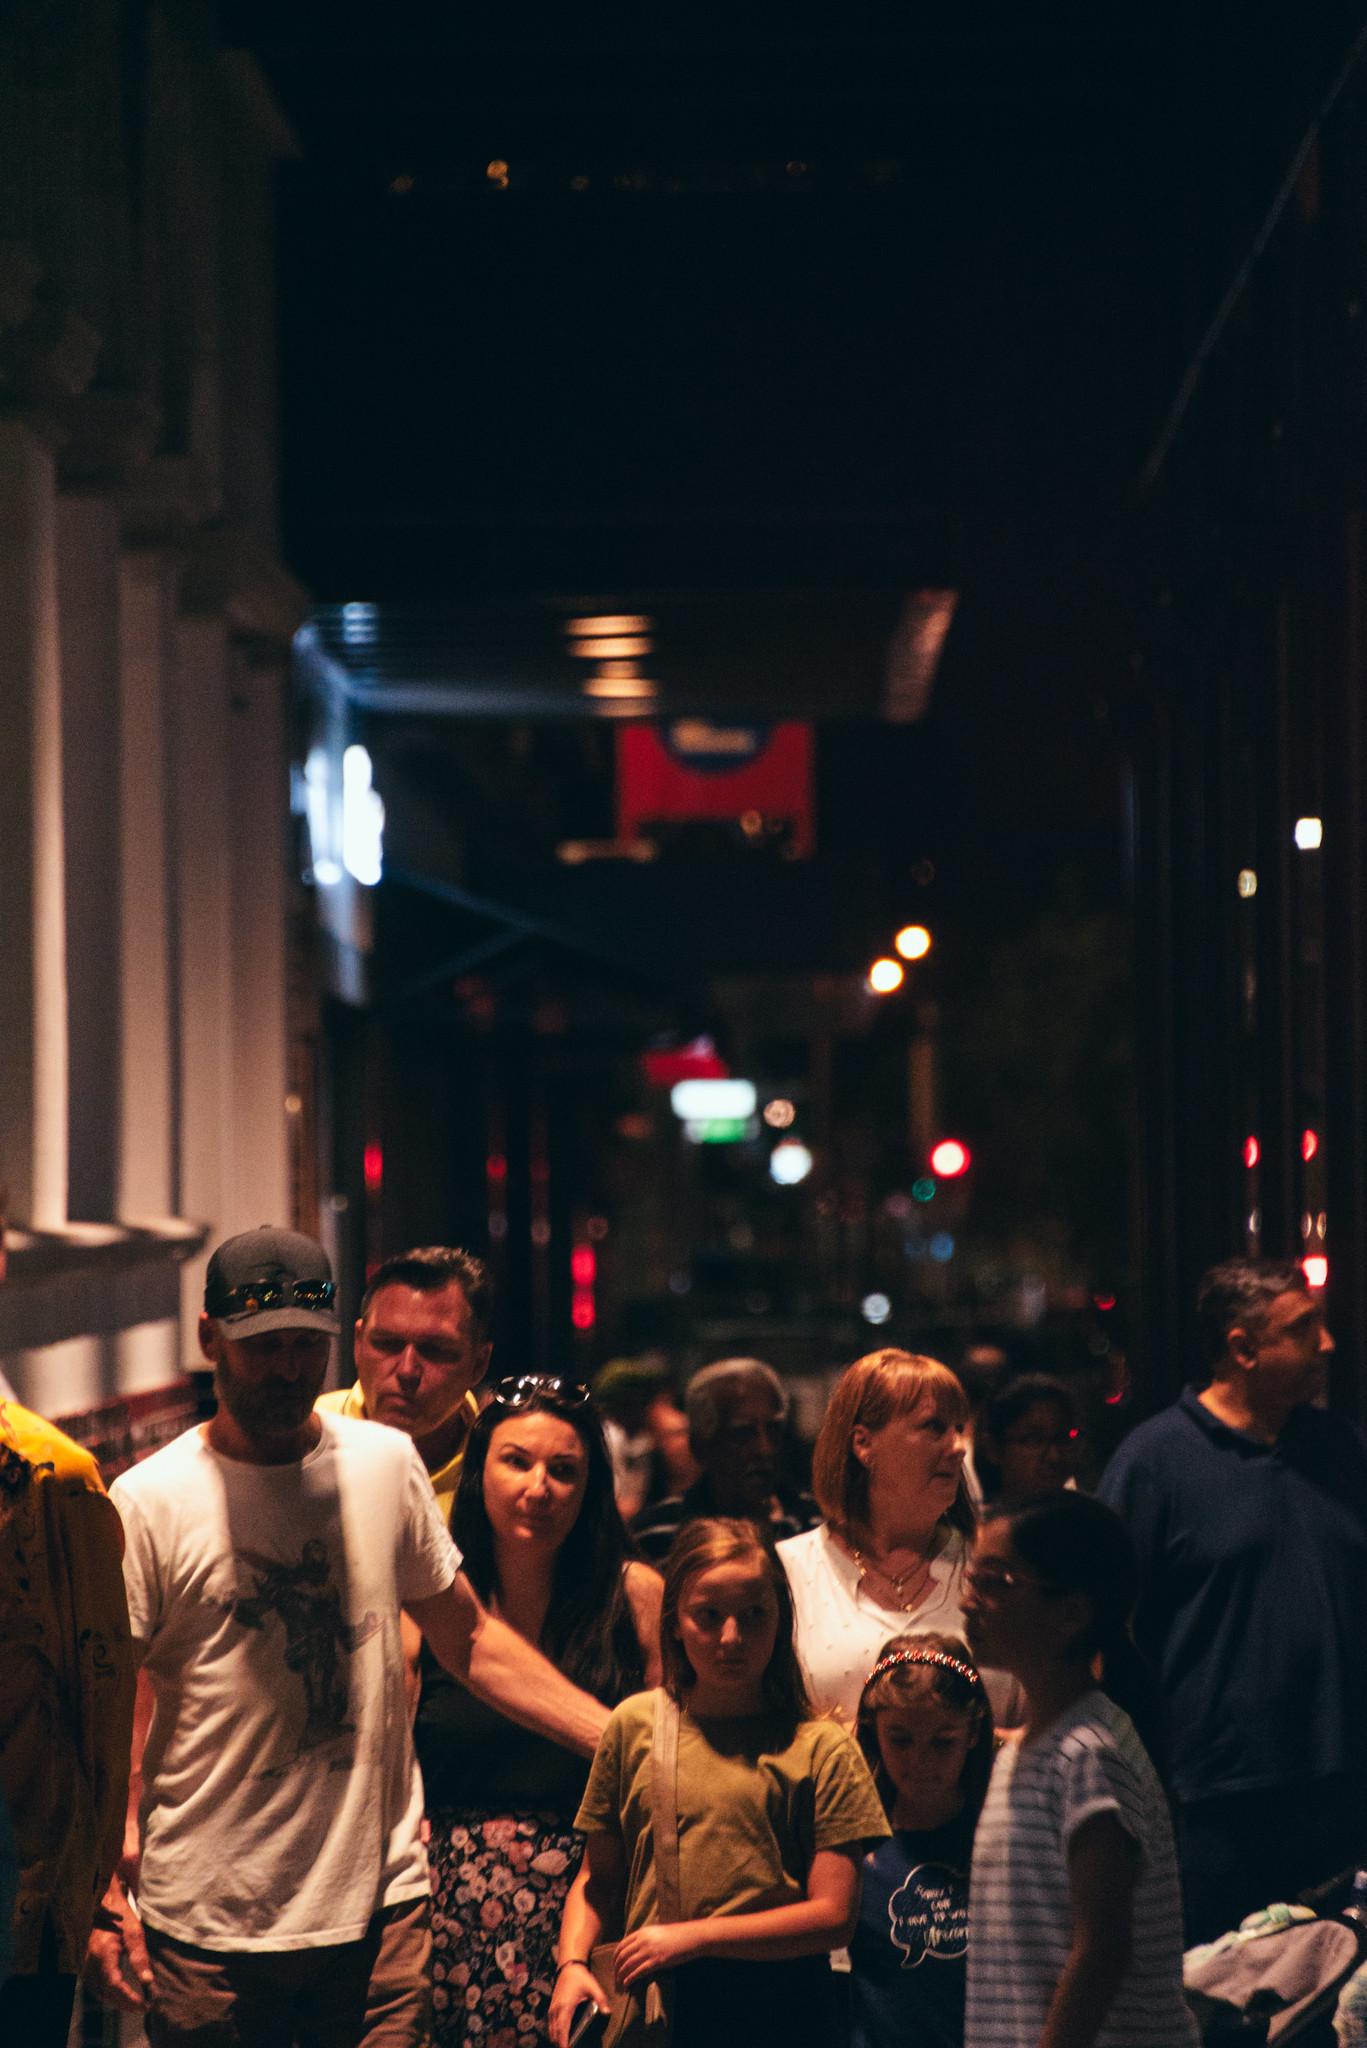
left=0, top=1395, right=135, bottom=2043
left=317, top=1246, right=494, bottom=1521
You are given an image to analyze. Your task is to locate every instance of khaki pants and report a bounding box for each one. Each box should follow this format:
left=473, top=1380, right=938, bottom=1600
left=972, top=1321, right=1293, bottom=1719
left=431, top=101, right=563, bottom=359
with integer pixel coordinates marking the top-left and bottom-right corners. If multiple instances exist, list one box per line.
left=143, top=1896, right=432, bottom=2048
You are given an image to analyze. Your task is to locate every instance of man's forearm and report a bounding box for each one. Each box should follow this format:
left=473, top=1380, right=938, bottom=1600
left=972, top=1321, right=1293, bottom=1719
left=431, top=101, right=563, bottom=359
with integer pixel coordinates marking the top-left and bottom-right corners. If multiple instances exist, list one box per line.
left=465, top=1609, right=609, bottom=1755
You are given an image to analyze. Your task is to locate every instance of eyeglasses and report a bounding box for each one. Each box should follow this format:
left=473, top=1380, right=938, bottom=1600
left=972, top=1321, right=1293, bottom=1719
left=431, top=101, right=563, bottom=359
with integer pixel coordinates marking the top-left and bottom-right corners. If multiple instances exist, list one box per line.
left=206, top=1278, right=335, bottom=1318
left=963, top=1559, right=1059, bottom=1599
left=491, top=1374, right=592, bottom=1409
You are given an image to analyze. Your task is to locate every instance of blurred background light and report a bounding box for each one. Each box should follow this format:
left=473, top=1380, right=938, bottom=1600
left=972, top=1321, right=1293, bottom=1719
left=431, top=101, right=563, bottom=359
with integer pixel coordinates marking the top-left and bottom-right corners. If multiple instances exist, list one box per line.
left=671, top=1078, right=757, bottom=1120
left=894, top=923, right=932, bottom=960
left=867, top=957, right=904, bottom=994
left=770, top=1139, right=814, bottom=1185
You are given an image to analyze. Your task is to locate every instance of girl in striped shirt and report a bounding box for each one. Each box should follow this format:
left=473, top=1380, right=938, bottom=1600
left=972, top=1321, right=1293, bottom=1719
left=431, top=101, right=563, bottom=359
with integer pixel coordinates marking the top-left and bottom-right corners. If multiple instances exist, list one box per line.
left=960, top=1493, right=1197, bottom=2048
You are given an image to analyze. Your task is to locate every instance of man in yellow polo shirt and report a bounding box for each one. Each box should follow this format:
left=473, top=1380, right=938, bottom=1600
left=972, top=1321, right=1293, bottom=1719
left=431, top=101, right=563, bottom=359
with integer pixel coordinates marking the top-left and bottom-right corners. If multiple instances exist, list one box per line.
left=318, top=1246, right=493, bottom=1522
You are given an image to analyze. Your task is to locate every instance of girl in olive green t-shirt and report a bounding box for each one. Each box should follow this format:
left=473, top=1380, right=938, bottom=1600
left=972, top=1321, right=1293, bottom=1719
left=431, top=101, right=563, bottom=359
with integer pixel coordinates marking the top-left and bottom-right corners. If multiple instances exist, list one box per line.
left=551, top=1516, right=889, bottom=2048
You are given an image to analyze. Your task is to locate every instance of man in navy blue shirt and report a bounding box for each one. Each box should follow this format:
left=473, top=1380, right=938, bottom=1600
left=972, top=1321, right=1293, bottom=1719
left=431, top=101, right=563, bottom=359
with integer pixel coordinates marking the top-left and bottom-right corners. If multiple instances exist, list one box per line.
left=1100, top=1257, right=1367, bottom=1941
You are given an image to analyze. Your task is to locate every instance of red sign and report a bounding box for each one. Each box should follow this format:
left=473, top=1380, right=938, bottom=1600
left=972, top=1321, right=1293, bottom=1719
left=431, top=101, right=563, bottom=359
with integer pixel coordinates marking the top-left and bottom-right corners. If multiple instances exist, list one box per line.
left=616, top=722, right=814, bottom=856
left=641, top=1038, right=729, bottom=1088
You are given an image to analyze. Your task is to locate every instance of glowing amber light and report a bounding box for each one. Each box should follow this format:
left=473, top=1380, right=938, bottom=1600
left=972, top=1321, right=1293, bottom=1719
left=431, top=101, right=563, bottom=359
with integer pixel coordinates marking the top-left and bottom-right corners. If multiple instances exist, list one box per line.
left=894, top=924, right=932, bottom=960
left=868, top=958, right=904, bottom=994
left=1302, top=1254, right=1329, bottom=1289
left=929, top=1139, right=970, bottom=1178
left=565, top=615, right=653, bottom=637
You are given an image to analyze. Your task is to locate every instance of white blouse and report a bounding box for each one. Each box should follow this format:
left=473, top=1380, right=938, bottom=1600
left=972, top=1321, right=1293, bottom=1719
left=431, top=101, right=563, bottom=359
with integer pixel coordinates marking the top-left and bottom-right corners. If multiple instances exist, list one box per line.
left=778, top=1521, right=1021, bottom=1729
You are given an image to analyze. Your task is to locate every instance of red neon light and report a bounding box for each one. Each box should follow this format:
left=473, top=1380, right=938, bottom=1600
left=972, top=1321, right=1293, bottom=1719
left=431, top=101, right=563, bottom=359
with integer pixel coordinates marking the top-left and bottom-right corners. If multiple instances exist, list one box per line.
left=571, top=1288, right=596, bottom=1330
left=1243, top=1135, right=1260, bottom=1169
left=363, top=1143, right=384, bottom=1192
left=929, top=1139, right=970, bottom=1178
left=570, top=1245, right=596, bottom=1287
left=1093, top=1292, right=1117, bottom=1313
left=1302, top=1128, right=1319, bottom=1163
left=642, top=1040, right=729, bottom=1087
left=486, top=1154, right=508, bottom=1183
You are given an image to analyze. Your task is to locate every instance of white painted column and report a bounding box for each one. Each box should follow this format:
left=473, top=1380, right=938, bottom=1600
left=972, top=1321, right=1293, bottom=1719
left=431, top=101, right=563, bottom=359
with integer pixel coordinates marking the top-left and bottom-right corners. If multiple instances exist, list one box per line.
left=169, top=612, right=235, bottom=1330
left=225, top=644, right=291, bottom=1232
left=0, top=418, right=69, bottom=1229
left=56, top=492, right=123, bottom=1221
left=116, top=550, right=177, bottom=1222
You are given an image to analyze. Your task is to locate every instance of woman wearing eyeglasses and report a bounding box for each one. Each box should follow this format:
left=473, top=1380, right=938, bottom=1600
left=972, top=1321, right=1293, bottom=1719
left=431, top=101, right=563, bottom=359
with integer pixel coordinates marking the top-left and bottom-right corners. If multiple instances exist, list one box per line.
left=414, top=1377, right=663, bottom=2048
left=974, top=1375, right=1081, bottom=1515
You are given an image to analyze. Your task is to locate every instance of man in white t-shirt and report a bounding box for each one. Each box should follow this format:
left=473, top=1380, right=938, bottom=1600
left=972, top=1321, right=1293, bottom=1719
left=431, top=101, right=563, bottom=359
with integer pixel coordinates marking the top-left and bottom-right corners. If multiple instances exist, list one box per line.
left=84, top=1228, right=610, bottom=2047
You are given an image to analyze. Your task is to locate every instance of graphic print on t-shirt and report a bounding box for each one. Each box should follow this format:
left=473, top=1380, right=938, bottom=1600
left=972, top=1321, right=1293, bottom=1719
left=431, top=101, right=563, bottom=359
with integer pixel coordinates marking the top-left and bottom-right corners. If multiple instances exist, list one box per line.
left=229, top=1538, right=380, bottom=1763
left=889, top=1860, right=969, bottom=1968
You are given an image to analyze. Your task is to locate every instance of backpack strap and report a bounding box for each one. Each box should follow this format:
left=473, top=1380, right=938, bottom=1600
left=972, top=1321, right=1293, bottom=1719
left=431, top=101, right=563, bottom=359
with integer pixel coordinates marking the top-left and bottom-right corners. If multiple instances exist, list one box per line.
left=651, top=1686, right=683, bottom=1925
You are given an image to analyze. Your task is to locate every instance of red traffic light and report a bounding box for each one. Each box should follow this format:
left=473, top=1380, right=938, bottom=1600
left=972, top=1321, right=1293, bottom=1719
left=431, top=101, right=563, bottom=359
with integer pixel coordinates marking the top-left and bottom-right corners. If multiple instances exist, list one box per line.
left=929, top=1139, right=971, bottom=1178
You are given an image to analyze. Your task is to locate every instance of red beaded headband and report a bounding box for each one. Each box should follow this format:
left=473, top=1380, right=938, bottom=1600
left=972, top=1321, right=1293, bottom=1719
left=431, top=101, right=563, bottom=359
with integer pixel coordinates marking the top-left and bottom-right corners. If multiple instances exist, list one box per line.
left=864, top=1647, right=983, bottom=1691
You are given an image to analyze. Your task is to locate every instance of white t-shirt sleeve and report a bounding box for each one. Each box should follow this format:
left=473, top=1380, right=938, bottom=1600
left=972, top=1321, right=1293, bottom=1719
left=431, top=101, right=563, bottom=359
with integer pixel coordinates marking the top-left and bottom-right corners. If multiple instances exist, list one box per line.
left=110, top=1477, right=160, bottom=1646
left=395, top=1439, right=462, bottom=1603
left=1059, top=1734, right=1137, bottom=1851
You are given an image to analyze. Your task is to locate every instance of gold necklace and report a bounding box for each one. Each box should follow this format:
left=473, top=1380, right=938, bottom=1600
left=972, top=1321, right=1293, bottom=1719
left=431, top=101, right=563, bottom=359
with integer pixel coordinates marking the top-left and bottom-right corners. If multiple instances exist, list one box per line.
left=844, top=1537, right=932, bottom=1613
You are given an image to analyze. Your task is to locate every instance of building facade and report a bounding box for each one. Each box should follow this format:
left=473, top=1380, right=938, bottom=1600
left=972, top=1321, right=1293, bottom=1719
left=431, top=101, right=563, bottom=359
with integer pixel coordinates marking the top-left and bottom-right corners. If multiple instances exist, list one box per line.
left=0, top=3, right=305, bottom=1421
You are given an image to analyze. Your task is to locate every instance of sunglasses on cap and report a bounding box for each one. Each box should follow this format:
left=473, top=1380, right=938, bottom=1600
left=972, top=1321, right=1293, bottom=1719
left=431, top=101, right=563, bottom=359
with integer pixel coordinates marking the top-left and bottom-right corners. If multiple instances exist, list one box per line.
left=205, top=1278, right=336, bottom=1319
left=490, top=1374, right=592, bottom=1409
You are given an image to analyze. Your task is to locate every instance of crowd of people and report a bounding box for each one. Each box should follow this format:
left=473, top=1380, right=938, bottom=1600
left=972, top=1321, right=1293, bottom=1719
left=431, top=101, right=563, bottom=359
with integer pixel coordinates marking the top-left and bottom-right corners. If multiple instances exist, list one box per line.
left=1, top=1229, right=1365, bottom=2048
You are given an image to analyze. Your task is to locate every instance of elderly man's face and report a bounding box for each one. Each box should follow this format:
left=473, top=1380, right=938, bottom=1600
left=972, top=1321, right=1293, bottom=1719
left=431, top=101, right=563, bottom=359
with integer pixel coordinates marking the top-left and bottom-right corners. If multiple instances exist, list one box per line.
left=705, top=1384, right=784, bottom=1512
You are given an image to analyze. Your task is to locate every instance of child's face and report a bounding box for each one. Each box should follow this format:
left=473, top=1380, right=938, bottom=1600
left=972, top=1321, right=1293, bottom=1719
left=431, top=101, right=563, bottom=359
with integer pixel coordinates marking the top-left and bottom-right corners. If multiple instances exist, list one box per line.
left=962, top=1516, right=1060, bottom=1674
left=675, top=1556, right=780, bottom=1705
left=875, top=1694, right=976, bottom=1826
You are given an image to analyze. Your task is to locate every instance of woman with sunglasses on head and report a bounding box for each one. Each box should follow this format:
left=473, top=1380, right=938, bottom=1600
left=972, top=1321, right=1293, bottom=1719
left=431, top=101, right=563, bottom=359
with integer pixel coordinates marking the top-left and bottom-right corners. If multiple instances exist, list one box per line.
left=415, top=1376, right=664, bottom=2048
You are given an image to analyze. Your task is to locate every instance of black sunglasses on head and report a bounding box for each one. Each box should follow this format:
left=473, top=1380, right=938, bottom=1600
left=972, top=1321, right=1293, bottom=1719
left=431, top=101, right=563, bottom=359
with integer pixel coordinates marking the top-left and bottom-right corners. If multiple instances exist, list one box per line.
left=490, top=1374, right=592, bottom=1409
left=206, top=1278, right=336, bottom=1318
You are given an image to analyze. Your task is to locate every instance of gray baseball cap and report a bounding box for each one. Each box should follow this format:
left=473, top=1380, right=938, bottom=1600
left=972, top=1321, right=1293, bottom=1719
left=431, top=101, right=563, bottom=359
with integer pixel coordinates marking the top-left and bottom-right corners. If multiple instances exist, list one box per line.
left=203, top=1227, right=340, bottom=1338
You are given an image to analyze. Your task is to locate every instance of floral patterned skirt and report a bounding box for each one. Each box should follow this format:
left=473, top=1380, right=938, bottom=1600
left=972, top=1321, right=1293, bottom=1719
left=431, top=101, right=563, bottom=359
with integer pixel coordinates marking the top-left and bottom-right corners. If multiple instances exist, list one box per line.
left=427, top=1808, right=585, bottom=2048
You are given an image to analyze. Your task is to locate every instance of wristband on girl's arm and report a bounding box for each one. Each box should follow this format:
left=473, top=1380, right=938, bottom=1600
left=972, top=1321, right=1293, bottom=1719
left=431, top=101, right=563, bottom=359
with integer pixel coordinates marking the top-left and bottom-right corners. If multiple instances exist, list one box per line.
left=556, top=1959, right=591, bottom=1975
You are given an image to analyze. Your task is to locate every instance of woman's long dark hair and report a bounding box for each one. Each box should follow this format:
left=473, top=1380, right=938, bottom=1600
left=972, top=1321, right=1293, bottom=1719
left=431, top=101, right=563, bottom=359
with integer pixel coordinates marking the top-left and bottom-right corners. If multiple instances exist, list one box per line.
left=454, top=1390, right=646, bottom=1704
left=1003, top=1491, right=1168, bottom=1780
